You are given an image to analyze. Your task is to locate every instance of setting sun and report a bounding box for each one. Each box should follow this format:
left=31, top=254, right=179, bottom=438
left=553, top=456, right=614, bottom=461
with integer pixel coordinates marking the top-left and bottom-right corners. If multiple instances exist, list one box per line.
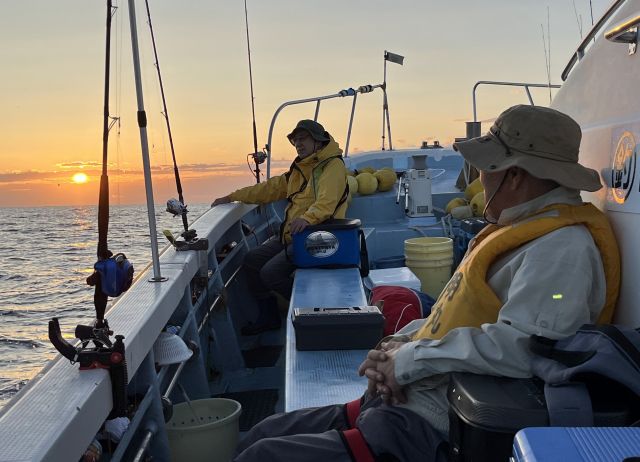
left=72, top=173, right=88, bottom=184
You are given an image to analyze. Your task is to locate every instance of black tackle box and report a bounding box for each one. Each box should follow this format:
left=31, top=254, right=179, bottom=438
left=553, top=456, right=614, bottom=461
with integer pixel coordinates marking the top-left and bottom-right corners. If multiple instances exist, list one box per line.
left=291, top=306, right=384, bottom=351
left=447, top=372, right=633, bottom=462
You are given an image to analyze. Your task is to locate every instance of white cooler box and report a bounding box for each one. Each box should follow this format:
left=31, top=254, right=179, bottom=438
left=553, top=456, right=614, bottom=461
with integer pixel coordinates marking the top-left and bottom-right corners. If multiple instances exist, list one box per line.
left=364, top=267, right=421, bottom=291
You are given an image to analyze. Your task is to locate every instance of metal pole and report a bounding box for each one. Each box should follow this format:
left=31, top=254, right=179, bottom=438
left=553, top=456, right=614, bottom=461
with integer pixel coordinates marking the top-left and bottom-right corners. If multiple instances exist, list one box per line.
left=381, top=57, right=387, bottom=150
left=265, top=84, right=384, bottom=175
left=132, top=429, right=155, bottom=462
left=344, top=93, right=358, bottom=157
left=163, top=361, right=188, bottom=398
left=314, top=100, right=321, bottom=121
left=385, top=90, right=393, bottom=151
left=127, top=0, right=164, bottom=282
left=524, top=85, right=534, bottom=105
left=472, top=80, right=561, bottom=122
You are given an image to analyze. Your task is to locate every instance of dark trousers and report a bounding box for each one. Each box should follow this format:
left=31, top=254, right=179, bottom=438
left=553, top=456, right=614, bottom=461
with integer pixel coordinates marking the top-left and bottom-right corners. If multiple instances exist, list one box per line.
left=234, top=396, right=447, bottom=462
left=243, top=238, right=295, bottom=300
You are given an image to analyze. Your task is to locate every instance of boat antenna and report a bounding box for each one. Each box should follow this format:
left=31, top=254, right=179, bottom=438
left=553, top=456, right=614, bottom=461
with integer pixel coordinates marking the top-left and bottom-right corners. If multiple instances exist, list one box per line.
left=381, top=51, right=404, bottom=151
left=244, top=0, right=265, bottom=183
left=143, top=0, right=195, bottom=240
left=541, top=11, right=552, bottom=105
left=571, top=0, right=583, bottom=39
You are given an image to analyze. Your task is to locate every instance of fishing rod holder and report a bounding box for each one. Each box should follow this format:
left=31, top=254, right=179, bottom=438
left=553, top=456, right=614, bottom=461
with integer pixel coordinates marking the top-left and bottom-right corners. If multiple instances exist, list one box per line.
left=48, top=317, right=128, bottom=419
left=173, top=237, right=208, bottom=253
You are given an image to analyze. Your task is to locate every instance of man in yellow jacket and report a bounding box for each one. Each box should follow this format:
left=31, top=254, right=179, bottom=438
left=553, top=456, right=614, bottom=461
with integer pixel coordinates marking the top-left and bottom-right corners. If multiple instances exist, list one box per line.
left=212, top=119, right=348, bottom=335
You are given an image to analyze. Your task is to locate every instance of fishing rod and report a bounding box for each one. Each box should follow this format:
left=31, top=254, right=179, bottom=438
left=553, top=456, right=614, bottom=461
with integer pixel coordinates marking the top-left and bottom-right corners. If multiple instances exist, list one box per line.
left=244, top=0, right=266, bottom=183
left=143, top=0, right=196, bottom=240
left=48, top=0, right=131, bottom=420
left=140, top=2, right=207, bottom=254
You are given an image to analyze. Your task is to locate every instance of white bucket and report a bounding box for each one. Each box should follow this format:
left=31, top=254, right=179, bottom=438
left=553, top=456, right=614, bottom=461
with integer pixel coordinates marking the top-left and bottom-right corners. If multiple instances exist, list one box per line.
left=404, top=237, right=453, bottom=299
left=166, top=398, right=242, bottom=462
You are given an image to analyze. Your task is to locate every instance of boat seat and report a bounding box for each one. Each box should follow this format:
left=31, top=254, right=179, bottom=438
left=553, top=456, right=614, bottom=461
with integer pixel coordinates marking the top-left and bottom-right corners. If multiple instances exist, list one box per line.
left=285, top=267, right=369, bottom=412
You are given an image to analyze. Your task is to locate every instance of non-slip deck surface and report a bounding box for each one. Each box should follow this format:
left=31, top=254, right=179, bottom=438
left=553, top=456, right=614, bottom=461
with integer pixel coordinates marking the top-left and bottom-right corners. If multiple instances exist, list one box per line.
left=285, top=268, right=369, bottom=412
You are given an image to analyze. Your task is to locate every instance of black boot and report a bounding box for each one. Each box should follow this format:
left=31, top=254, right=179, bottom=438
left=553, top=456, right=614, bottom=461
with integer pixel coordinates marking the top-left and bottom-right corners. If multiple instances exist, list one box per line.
left=241, top=296, right=281, bottom=335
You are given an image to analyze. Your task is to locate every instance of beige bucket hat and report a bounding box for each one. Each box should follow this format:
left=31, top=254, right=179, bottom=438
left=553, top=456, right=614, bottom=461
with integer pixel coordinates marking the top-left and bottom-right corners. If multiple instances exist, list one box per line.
left=453, top=105, right=602, bottom=191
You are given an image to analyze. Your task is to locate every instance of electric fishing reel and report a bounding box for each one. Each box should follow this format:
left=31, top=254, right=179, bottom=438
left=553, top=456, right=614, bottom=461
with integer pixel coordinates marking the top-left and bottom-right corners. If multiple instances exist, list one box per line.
left=48, top=318, right=128, bottom=419
left=88, top=252, right=134, bottom=298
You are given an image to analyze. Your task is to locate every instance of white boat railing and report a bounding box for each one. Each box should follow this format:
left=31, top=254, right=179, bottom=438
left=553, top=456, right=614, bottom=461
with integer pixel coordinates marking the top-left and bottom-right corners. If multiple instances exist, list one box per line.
left=471, top=81, right=561, bottom=123
left=0, top=203, right=271, bottom=461
left=265, top=83, right=384, bottom=177
left=561, top=0, right=626, bottom=80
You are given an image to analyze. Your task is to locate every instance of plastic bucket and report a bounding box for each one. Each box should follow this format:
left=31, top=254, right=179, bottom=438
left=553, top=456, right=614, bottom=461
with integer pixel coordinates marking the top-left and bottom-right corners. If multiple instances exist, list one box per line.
left=166, top=398, right=242, bottom=462
left=404, top=237, right=453, bottom=299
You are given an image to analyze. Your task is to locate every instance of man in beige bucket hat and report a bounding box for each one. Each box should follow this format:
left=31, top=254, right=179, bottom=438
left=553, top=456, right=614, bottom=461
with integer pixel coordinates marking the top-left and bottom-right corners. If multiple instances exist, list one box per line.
left=454, top=104, right=602, bottom=223
left=233, top=106, right=621, bottom=462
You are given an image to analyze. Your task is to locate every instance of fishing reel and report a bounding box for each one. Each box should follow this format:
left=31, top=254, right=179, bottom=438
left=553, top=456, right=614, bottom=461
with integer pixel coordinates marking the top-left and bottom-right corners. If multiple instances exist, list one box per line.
left=166, top=198, right=188, bottom=217
left=87, top=253, right=134, bottom=298
left=250, top=150, right=267, bottom=165
left=166, top=198, right=200, bottom=243
left=48, top=317, right=128, bottom=419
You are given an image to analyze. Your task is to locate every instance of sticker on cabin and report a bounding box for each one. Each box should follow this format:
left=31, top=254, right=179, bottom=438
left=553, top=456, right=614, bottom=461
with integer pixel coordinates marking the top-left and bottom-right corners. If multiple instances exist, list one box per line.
left=305, top=231, right=339, bottom=258
left=611, top=130, right=636, bottom=204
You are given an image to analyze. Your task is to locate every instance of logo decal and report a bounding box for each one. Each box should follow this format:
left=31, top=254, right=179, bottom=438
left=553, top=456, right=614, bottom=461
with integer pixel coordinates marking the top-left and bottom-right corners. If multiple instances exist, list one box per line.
left=305, top=231, right=339, bottom=258
left=611, top=131, right=636, bottom=204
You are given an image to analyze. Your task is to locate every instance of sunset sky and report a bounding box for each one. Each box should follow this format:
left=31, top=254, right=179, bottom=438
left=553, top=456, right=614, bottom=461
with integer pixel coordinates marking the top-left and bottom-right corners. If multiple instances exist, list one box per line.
left=0, top=0, right=610, bottom=207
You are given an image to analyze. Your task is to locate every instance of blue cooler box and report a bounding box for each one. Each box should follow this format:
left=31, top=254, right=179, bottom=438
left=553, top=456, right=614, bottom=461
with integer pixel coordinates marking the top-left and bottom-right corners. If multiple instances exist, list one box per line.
left=292, top=218, right=366, bottom=270
left=513, top=427, right=640, bottom=461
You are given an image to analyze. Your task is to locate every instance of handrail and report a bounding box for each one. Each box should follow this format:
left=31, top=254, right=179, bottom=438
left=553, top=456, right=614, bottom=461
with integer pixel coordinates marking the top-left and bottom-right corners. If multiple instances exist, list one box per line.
left=265, top=83, right=383, bottom=177
left=561, top=0, right=626, bottom=81
left=605, top=13, right=640, bottom=42
left=472, top=81, right=561, bottom=122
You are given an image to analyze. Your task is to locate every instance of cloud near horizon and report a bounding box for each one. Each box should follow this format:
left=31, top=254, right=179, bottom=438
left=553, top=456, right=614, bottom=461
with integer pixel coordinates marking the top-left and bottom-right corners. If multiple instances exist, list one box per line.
left=0, top=159, right=295, bottom=207
left=0, top=159, right=294, bottom=185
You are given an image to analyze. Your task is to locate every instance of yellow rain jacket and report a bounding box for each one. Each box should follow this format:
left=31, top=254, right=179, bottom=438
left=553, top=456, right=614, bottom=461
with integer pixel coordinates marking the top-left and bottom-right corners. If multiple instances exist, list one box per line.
left=229, top=136, right=348, bottom=243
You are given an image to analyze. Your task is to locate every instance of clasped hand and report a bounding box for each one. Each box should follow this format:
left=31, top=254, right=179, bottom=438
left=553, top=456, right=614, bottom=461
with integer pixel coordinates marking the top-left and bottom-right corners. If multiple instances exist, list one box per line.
left=357, top=341, right=407, bottom=405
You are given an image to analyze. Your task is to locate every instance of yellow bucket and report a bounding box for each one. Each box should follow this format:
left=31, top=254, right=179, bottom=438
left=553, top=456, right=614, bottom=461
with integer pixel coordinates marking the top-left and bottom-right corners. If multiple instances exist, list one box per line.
left=166, top=398, right=242, bottom=462
left=404, top=237, right=453, bottom=299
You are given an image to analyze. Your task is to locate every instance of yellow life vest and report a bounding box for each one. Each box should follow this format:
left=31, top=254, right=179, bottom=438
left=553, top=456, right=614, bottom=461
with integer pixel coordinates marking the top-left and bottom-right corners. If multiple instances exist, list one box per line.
left=412, top=203, right=621, bottom=341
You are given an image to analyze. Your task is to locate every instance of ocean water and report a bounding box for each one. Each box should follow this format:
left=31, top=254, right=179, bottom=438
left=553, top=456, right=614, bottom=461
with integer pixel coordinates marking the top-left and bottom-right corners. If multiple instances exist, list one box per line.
left=0, top=203, right=211, bottom=409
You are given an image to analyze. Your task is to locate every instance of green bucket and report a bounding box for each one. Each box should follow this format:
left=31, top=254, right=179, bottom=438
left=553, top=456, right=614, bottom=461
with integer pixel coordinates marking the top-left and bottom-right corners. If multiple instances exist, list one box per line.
left=166, top=398, right=242, bottom=462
